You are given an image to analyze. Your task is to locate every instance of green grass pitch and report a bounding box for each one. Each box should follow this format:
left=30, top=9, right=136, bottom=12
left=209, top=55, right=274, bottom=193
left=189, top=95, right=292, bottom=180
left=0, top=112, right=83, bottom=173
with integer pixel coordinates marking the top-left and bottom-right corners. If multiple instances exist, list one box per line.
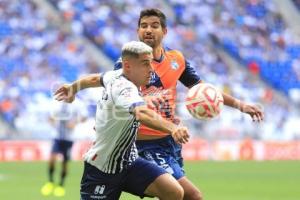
left=1, top=161, right=300, bottom=200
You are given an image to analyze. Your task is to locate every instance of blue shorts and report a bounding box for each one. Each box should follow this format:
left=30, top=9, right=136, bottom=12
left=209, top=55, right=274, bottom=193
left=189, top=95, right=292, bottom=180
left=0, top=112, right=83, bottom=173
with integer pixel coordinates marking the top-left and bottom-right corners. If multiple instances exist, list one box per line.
left=80, top=158, right=166, bottom=200
left=51, top=139, right=73, bottom=161
left=136, top=135, right=185, bottom=180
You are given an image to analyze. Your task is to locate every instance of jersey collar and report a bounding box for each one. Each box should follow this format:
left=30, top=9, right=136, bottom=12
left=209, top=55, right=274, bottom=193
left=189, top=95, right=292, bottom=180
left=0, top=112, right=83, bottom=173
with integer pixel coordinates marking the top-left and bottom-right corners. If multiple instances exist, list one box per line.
left=153, top=47, right=165, bottom=63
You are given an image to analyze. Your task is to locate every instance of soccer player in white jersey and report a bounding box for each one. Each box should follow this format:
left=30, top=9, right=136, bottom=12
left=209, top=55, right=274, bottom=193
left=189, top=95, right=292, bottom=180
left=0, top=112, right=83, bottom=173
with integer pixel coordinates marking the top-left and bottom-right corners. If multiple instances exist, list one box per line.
left=54, top=41, right=189, bottom=200
left=41, top=102, right=77, bottom=197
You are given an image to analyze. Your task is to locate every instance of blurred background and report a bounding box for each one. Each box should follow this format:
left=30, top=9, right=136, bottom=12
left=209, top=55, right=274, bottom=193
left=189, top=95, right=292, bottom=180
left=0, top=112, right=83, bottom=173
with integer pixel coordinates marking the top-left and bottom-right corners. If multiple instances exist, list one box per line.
left=0, top=0, right=300, bottom=200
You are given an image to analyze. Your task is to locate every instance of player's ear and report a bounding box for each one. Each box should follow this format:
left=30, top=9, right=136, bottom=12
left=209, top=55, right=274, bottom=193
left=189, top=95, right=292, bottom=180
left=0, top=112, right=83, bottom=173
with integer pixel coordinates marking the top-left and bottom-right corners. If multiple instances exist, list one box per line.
left=163, top=27, right=167, bottom=36
left=122, top=59, right=130, bottom=71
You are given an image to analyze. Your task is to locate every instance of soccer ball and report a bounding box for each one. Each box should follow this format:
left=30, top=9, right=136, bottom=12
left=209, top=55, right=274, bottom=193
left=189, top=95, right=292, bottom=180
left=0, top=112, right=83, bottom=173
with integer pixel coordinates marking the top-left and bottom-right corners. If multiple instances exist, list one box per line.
left=185, top=83, right=224, bottom=120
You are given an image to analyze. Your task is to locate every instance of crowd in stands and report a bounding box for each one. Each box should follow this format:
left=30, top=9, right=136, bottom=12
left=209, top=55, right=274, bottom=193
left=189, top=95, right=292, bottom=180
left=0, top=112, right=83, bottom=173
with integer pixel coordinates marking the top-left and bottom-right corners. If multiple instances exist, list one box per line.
left=49, top=0, right=300, bottom=140
left=48, top=0, right=166, bottom=61
left=0, top=0, right=99, bottom=139
left=210, top=0, right=300, bottom=96
left=167, top=0, right=300, bottom=140
left=0, top=0, right=299, bottom=140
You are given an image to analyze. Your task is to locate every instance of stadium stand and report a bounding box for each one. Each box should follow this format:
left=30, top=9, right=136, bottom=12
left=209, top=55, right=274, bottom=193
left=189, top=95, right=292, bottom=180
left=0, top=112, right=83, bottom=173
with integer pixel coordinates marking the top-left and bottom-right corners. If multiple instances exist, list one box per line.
left=0, top=0, right=100, bottom=138
left=168, top=0, right=300, bottom=96
left=48, top=0, right=170, bottom=61
left=0, top=0, right=299, bottom=140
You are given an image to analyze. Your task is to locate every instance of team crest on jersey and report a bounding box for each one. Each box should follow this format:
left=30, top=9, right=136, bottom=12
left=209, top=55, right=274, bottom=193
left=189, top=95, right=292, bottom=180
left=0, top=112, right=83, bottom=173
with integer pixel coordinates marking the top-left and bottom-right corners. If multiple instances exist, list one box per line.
left=171, top=60, right=179, bottom=70
left=120, top=88, right=132, bottom=98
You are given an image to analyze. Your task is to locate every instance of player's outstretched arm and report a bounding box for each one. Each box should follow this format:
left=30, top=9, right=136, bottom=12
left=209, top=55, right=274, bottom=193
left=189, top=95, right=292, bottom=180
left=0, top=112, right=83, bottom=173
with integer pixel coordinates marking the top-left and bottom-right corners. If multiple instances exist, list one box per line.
left=222, top=92, right=264, bottom=122
left=133, top=105, right=190, bottom=144
left=54, top=74, right=102, bottom=103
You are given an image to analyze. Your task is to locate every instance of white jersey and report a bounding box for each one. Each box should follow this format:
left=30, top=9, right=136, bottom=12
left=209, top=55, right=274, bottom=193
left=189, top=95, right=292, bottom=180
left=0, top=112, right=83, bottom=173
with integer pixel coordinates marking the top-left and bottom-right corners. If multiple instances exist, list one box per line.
left=50, top=99, right=88, bottom=141
left=84, top=69, right=145, bottom=174
left=50, top=102, right=75, bottom=141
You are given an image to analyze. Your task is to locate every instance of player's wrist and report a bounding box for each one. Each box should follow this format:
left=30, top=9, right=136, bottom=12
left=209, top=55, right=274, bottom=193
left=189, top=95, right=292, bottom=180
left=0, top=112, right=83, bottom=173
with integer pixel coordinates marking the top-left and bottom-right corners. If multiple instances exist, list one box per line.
left=235, top=99, right=245, bottom=112
left=71, top=82, right=79, bottom=94
left=169, top=124, right=178, bottom=135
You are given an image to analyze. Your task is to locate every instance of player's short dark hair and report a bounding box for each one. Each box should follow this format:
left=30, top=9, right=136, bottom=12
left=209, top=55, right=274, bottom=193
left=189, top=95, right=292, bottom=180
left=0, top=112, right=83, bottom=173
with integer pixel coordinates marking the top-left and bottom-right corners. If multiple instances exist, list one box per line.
left=138, top=8, right=167, bottom=29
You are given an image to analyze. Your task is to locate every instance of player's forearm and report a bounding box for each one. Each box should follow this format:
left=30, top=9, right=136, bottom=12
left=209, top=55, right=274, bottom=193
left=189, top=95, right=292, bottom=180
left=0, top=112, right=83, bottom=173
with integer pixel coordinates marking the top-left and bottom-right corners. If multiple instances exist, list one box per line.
left=71, top=74, right=102, bottom=93
left=135, top=107, right=176, bottom=134
left=222, top=92, right=244, bottom=111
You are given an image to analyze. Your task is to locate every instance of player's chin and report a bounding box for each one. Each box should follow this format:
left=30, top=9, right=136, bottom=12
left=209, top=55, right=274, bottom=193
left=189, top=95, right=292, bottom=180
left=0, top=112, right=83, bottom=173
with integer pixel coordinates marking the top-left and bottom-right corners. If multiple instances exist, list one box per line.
left=142, top=39, right=154, bottom=47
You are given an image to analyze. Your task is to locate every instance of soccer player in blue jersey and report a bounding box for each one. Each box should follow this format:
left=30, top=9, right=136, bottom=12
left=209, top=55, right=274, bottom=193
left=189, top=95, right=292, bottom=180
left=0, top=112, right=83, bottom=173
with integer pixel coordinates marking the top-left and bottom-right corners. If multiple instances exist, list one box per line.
left=114, top=8, right=264, bottom=200
left=54, top=41, right=190, bottom=200
left=41, top=103, right=77, bottom=197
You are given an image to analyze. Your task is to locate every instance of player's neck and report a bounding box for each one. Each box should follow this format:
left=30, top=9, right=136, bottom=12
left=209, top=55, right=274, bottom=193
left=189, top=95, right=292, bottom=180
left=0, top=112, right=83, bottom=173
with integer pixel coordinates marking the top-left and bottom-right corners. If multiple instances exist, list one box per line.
left=152, top=46, right=164, bottom=61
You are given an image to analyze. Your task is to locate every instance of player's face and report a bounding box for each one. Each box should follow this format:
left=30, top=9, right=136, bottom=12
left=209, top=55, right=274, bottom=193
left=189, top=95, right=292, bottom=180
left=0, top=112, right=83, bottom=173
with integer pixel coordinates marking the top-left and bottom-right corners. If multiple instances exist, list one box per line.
left=130, top=53, right=153, bottom=86
left=138, top=16, right=167, bottom=48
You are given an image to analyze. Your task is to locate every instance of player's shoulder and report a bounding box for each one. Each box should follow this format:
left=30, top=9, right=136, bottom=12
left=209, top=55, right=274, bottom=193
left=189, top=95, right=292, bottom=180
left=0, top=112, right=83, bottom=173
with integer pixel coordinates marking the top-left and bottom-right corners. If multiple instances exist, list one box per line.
left=111, top=78, right=139, bottom=101
left=164, top=47, right=185, bottom=59
left=115, top=77, right=135, bottom=88
left=104, top=69, right=122, bottom=78
left=103, top=69, right=122, bottom=85
left=106, top=70, right=137, bottom=92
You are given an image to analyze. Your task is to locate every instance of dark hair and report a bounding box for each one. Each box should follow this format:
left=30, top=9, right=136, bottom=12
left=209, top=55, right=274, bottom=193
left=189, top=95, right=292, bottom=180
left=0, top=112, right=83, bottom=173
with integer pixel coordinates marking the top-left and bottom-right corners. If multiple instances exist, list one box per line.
left=138, top=8, right=167, bottom=28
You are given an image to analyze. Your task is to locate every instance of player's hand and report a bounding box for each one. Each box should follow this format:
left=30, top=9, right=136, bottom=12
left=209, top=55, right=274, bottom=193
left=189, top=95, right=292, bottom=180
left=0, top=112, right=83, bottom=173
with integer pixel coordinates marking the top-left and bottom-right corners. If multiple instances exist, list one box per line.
left=240, top=102, right=264, bottom=122
left=144, top=95, right=163, bottom=109
left=54, top=84, right=76, bottom=103
left=143, top=89, right=171, bottom=109
left=171, top=126, right=190, bottom=144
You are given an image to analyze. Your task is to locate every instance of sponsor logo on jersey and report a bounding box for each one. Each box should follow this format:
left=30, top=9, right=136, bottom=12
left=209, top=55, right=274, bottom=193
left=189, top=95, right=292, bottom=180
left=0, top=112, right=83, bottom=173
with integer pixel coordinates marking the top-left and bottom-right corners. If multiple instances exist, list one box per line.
left=171, top=60, right=179, bottom=70
left=94, top=185, right=105, bottom=195
left=90, top=185, right=106, bottom=199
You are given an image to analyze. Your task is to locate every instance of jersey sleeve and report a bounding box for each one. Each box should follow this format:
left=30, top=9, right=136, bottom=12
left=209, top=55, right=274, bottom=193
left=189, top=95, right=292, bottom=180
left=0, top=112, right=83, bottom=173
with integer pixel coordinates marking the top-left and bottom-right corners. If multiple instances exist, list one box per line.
left=113, top=82, right=145, bottom=114
left=114, top=57, right=122, bottom=70
left=179, top=59, right=202, bottom=88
